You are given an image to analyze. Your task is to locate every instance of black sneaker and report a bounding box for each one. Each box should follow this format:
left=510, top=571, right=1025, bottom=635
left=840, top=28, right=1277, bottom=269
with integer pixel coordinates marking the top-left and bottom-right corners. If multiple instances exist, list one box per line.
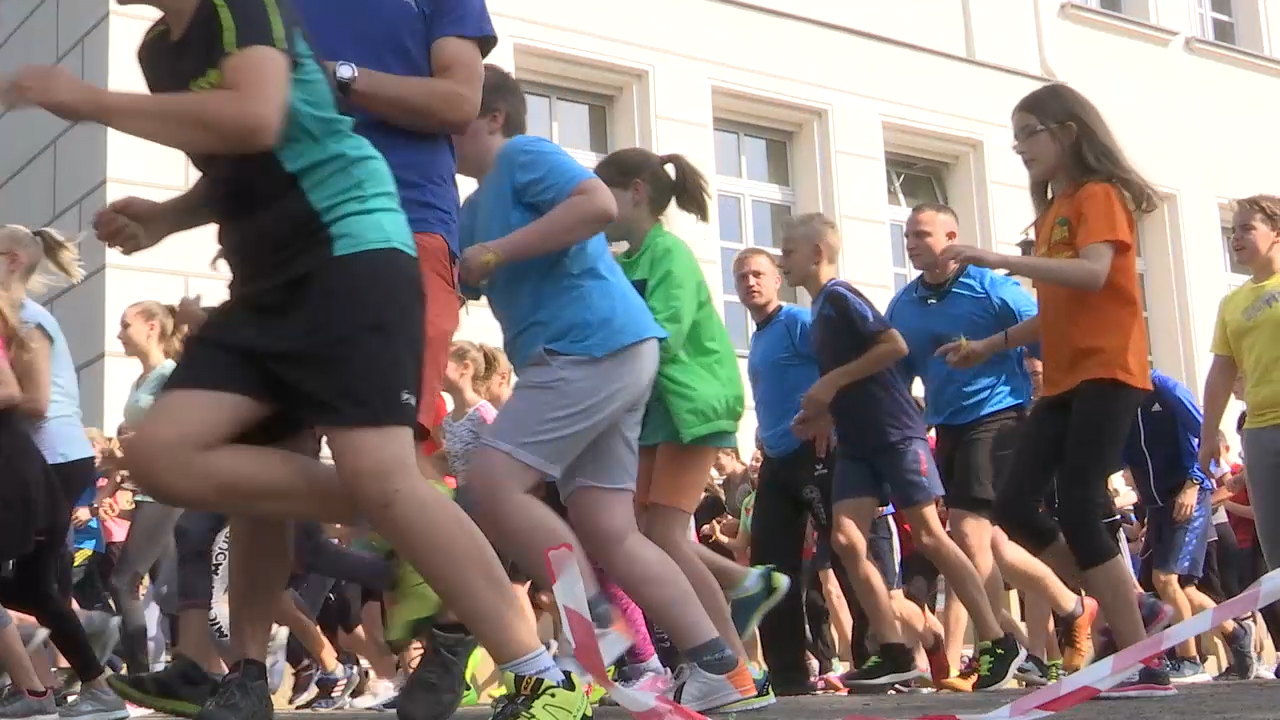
left=107, top=654, right=220, bottom=717
left=1014, top=653, right=1052, bottom=687
left=770, top=677, right=818, bottom=697
left=1097, top=662, right=1176, bottom=698
left=195, top=661, right=273, bottom=720
left=973, top=633, right=1026, bottom=691
left=1227, top=619, right=1258, bottom=680
left=841, top=643, right=923, bottom=686
left=288, top=658, right=318, bottom=707
left=396, top=628, right=479, bottom=720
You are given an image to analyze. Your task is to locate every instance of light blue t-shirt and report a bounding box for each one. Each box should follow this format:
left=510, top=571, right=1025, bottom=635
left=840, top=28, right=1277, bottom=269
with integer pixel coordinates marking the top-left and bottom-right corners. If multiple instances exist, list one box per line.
left=20, top=299, right=93, bottom=464
left=123, top=359, right=176, bottom=430
left=458, top=135, right=665, bottom=369
left=886, top=267, right=1038, bottom=427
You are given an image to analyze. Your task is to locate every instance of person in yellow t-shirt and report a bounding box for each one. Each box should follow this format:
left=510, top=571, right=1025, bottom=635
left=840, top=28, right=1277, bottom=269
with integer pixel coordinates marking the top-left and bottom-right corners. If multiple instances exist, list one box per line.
left=1199, top=194, right=1280, bottom=570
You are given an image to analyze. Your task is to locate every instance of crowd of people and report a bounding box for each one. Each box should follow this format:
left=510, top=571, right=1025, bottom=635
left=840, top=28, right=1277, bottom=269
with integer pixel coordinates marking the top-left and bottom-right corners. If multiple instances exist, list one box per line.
left=0, top=1, right=1278, bottom=720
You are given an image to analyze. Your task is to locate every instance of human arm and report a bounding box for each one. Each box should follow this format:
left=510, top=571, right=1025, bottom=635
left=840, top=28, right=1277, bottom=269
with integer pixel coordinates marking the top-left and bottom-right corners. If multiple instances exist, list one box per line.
left=13, top=327, right=51, bottom=419
left=0, top=335, right=21, bottom=409
left=488, top=178, right=617, bottom=263
left=335, top=0, right=494, bottom=135
left=801, top=286, right=908, bottom=414
left=936, top=316, right=1041, bottom=368
left=988, top=243, right=1115, bottom=292
left=1225, top=501, right=1255, bottom=519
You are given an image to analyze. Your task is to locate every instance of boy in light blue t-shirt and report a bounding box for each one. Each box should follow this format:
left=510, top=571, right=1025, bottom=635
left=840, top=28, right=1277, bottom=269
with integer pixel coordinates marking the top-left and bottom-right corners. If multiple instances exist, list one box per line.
left=449, top=65, right=760, bottom=712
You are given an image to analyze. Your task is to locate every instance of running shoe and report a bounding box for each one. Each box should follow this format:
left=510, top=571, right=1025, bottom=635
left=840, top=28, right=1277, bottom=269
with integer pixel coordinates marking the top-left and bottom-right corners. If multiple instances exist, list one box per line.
left=1046, top=659, right=1063, bottom=683
left=193, top=663, right=273, bottom=720
left=107, top=655, right=219, bottom=717
left=840, top=644, right=923, bottom=687
left=1015, top=654, right=1052, bottom=687
left=1057, top=596, right=1098, bottom=673
left=727, top=567, right=791, bottom=642
left=301, top=661, right=360, bottom=711
left=352, top=677, right=400, bottom=710
left=937, top=659, right=979, bottom=693
left=923, top=634, right=950, bottom=687
left=971, top=633, right=1025, bottom=691
left=58, top=685, right=129, bottom=720
left=1225, top=619, right=1257, bottom=680
left=667, top=662, right=758, bottom=712
left=711, top=663, right=776, bottom=712
left=1096, top=661, right=1175, bottom=699
left=1165, top=657, right=1211, bottom=684
left=489, top=673, right=589, bottom=720
left=288, top=659, right=319, bottom=708
left=395, top=628, right=477, bottom=720
left=0, top=689, right=57, bottom=720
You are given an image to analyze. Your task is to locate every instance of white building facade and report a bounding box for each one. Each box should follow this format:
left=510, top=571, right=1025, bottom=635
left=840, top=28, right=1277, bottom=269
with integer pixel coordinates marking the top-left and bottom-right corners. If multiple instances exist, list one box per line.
left=0, top=0, right=1267, bottom=447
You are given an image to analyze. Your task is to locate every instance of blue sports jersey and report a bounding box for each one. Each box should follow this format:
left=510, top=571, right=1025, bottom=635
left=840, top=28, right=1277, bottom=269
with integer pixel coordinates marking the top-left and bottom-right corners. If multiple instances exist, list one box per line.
left=887, top=266, right=1038, bottom=427
left=1122, top=369, right=1213, bottom=507
left=810, top=279, right=927, bottom=455
left=746, top=305, right=820, bottom=458
left=458, top=135, right=665, bottom=369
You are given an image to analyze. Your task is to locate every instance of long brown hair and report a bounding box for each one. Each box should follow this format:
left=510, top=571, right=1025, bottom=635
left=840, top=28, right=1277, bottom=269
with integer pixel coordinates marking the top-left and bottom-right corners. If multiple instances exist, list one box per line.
left=1013, top=84, right=1158, bottom=218
left=595, top=148, right=711, bottom=223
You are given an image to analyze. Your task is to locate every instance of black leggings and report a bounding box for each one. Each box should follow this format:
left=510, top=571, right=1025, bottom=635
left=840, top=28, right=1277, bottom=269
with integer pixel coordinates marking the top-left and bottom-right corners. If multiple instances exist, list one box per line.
left=994, top=379, right=1147, bottom=572
left=49, top=458, right=98, bottom=599
left=110, top=500, right=181, bottom=674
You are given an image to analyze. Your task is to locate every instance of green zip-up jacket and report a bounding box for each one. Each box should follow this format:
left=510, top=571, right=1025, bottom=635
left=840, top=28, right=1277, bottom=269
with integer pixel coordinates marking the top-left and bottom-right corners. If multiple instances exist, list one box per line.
left=616, top=224, right=744, bottom=442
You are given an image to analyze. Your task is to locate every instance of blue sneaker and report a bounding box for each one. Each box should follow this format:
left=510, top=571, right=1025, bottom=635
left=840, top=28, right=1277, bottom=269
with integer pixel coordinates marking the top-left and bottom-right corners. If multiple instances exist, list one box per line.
left=1164, top=657, right=1210, bottom=684
left=727, top=567, right=791, bottom=641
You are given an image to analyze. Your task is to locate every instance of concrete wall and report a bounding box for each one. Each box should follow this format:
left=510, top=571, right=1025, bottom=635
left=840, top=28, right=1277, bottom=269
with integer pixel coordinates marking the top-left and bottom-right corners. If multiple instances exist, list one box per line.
left=6, top=0, right=1274, bottom=445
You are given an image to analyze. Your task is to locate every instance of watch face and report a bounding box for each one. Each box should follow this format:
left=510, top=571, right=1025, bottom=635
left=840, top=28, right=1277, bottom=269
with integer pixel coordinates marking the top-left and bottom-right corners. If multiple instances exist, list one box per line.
left=335, top=63, right=357, bottom=82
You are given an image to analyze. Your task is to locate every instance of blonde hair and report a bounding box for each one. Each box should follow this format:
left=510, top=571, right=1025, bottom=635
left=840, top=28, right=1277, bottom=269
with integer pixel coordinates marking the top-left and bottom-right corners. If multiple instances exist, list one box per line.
left=481, top=345, right=512, bottom=402
left=781, top=213, right=842, bottom=262
left=0, top=290, right=22, bottom=355
left=127, top=300, right=189, bottom=360
left=449, top=340, right=503, bottom=395
left=0, top=225, right=83, bottom=296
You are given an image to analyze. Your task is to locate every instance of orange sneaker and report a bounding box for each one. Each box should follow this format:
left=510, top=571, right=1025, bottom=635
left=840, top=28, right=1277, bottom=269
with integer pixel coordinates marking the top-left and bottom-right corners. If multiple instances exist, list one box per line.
left=1059, top=595, right=1098, bottom=673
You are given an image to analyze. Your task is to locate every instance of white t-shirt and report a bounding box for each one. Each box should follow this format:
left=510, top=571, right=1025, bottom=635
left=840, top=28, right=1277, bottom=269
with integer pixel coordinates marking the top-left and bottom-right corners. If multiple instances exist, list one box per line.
left=442, top=401, right=498, bottom=480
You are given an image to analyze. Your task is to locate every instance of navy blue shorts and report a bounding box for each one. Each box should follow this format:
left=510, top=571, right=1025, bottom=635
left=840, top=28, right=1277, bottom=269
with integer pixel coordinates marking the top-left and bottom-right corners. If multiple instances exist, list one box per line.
left=1142, top=487, right=1212, bottom=580
left=833, top=438, right=944, bottom=510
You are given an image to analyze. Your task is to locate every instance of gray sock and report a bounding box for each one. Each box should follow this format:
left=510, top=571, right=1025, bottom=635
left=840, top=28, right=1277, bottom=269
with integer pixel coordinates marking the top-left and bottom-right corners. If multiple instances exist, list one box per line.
left=686, top=638, right=738, bottom=675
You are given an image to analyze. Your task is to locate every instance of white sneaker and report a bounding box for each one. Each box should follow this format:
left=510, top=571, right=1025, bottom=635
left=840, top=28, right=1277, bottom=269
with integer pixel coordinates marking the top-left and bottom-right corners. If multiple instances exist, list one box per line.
left=666, top=664, right=757, bottom=713
left=350, top=679, right=398, bottom=709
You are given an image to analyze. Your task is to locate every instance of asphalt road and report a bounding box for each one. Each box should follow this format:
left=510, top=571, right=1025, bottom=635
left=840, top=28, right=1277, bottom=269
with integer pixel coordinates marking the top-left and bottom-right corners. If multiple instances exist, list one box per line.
left=267, top=681, right=1277, bottom=720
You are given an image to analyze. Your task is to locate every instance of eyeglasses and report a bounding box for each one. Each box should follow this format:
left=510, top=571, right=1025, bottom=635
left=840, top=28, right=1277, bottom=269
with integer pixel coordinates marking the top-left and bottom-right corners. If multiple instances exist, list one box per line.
left=1012, top=123, right=1056, bottom=149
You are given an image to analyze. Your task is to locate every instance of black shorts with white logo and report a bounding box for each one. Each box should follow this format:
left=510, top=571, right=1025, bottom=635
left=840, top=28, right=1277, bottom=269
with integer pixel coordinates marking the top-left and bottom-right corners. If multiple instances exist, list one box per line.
left=167, top=249, right=424, bottom=434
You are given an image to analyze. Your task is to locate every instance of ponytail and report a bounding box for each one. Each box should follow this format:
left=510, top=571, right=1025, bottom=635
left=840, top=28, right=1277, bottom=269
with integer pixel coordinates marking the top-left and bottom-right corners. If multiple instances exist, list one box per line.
left=0, top=225, right=83, bottom=295
left=128, top=300, right=188, bottom=360
left=32, top=228, right=84, bottom=284
left=595, top=148, right=711, bottom=223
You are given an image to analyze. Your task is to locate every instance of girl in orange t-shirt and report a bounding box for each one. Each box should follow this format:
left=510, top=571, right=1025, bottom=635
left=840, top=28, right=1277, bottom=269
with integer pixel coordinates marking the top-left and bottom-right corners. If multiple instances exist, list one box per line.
left=936, top=84, right=1170, bottom=695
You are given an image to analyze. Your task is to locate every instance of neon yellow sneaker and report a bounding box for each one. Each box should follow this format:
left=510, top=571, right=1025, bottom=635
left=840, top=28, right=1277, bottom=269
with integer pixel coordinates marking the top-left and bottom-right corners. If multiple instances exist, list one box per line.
left=489, top=673, right=590, bottom=720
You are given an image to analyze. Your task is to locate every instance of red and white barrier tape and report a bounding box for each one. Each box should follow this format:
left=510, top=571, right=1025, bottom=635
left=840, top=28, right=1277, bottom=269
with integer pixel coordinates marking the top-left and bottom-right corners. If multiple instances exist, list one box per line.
left=547, top=545, right=709, bottom=720
left=844, top=567, right=1280, bottom=720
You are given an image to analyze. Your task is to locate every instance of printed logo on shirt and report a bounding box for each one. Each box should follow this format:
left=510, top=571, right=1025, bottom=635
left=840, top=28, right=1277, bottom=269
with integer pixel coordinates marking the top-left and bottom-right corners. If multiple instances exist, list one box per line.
left=1040, top=217, right=1076, bottom=259
left=1151, top=402, right=1163, bottom=412
left=1241, top=288, right=1280, bottom=323
left=400, top=390, right=418, bottom=407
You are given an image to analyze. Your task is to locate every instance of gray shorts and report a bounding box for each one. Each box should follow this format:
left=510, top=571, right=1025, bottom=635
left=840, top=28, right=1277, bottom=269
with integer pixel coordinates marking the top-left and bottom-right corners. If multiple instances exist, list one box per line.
left=481, top=339, right=659, bottom=501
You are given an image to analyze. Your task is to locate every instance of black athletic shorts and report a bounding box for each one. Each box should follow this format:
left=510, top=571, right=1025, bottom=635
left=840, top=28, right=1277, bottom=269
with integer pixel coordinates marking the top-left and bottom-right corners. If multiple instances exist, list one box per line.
left=167, top=249, right=424, bottom=432
left=934, top=407, right=1023, bottom=517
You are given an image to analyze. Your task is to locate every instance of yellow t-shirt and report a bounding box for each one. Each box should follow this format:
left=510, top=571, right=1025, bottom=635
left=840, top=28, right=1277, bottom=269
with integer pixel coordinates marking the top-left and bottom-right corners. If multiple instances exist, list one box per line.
left=1210, top=273, right=1280, bottom=429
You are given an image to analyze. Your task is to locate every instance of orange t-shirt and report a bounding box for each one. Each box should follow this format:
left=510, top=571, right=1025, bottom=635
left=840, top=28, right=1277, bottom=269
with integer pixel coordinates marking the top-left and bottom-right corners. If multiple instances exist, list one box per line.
left=1032, top=182, right=1151, bottom=397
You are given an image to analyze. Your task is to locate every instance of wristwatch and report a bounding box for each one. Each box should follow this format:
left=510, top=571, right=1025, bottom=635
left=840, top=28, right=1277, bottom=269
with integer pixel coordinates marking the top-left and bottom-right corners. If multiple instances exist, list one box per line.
left=333, top=61, right=359, bottom=98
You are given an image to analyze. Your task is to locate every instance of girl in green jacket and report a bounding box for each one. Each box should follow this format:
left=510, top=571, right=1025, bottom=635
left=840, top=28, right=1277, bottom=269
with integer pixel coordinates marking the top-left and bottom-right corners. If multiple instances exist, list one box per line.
left=597, top=149, right=788, bottom=707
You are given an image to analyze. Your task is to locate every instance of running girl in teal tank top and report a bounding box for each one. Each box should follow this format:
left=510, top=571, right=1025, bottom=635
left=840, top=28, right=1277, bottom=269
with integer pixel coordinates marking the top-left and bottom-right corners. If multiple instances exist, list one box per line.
left=597, top=149, right=790, bottom=712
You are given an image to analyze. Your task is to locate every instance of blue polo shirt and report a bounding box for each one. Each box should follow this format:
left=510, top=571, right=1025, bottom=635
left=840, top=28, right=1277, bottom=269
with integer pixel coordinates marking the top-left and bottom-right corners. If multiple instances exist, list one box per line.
left=1122, top=370, right=1213, bottom=508
left=746, top=304, right=820, bottom=458
left=458, top=135, right=665, bottom=370
left=297, top=0, right=496, bottom=254
left=886, top=266, right=1039, bottom=427
left=810, top=280, right=926, bottom=456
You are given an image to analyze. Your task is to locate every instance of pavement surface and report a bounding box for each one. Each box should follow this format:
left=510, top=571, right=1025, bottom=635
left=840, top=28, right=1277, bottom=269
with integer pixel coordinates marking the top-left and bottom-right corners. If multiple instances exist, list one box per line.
left=264, top=681, right=1278, bottom=720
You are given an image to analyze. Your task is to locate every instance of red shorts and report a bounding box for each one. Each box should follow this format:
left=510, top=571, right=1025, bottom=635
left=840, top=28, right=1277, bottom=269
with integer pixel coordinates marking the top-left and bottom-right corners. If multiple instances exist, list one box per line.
left=416, top=232, right=461, bottom=441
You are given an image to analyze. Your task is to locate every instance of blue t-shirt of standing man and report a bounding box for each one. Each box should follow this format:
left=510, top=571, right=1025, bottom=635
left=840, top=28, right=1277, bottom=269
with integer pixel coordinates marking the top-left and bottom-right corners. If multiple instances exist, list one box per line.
left=297, top=0, right=497, bottom=254
left=887, top=266, right=1039, bottom=427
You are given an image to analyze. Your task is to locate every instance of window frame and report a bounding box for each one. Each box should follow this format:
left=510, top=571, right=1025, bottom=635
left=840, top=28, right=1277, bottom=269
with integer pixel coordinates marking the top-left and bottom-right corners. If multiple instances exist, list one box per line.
left=884, top=155, right=949, bottom=293
left=1083, top=0, right=1128, bottom=14
left=1194, top=0, right=1237, bottom=44
left=1135, top=231, right=1153, bottom=367
left=520, top=81, right=613, bottom=167
left=1222, top=214, right=1250, bottom=288
left=713, top=120, right=799, bottom=357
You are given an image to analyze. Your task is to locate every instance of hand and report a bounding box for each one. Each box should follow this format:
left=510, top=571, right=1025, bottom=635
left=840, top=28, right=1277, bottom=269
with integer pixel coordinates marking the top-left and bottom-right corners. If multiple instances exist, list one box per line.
left=720, top=517, right=740, bottom=538
left=935, top=334, right=1000, bottom=369
left=175, top=295, right=206, bottom=329
left=937, top=244, right=1006, bottom=269
left=1172, top=482, right=1198, bottom=523
left=792, top=409, right=834, bottom=454
left=1, top=65, right=105, bottom=121
left=800, top=377, right=840, bottom=416
left=98, top=497, right=119, bottom=519
left=1225, top=471, right=1246, bottom=494
left=92, top=198, right=171, bottom=255
left=458, top=243, right=504, bottom=286
left=1198, top=439, right=1221, bottom=479
left=71, top=506, right=93, bottom=528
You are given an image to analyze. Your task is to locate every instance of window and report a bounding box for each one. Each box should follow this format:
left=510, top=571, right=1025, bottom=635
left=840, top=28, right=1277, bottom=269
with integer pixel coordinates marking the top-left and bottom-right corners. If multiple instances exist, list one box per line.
left=522, top=84, right=611, bottom=166
left=1223, top=218, right=1250, bottom=285
left=1195, top=0, right=1237, bottom=44
left=714, top=122, right=797, bottom=354
left=885, top=155, right=948, bottom=292
left=1135, top=231, right=1153, bottom=367
left=1084, top=0, right=1128, bottom=13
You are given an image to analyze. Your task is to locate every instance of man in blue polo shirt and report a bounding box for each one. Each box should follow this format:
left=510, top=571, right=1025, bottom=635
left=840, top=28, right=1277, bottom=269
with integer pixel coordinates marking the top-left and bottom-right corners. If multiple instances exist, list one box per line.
left=292, top=3, right=495, bottom=716
left=886, top=203, right=1096, bottom=686
left=1124, top=368, right=1256, bottom=682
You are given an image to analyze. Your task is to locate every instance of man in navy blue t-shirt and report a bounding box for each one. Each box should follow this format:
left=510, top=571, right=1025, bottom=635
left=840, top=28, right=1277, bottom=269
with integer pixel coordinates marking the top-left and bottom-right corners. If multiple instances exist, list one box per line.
left=779, top=213, right=1024, bottom=690
left=297, top=0, right=496, bottom=446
